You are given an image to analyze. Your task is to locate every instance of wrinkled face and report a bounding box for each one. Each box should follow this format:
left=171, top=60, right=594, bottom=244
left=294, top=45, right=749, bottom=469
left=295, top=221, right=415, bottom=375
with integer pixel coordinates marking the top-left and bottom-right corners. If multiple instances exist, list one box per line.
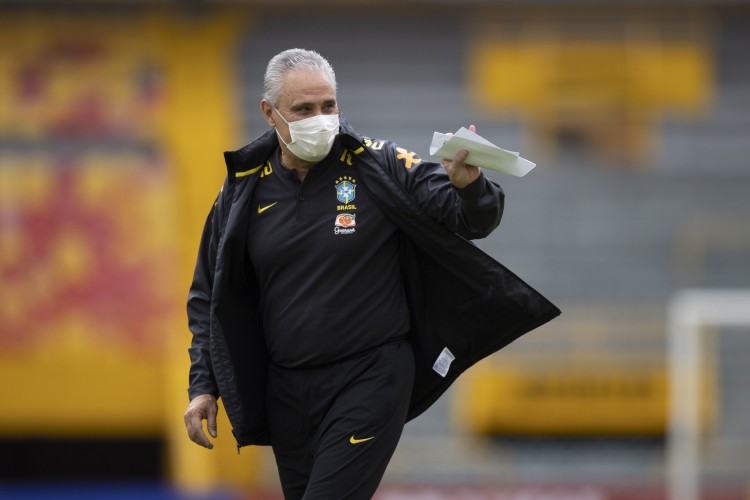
left=261, top=69, right=338, bottom=144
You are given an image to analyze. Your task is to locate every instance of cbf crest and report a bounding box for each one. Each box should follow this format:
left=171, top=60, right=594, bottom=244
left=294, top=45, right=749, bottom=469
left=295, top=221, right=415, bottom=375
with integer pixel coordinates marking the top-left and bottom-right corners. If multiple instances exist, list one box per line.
left=335, top=176, right=356, bottom=204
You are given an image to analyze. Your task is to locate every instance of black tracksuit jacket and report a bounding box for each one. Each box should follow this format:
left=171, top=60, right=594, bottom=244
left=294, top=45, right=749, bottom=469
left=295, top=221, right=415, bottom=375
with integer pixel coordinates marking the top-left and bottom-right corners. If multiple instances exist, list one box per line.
left=187, top=119, right=561, bottom=448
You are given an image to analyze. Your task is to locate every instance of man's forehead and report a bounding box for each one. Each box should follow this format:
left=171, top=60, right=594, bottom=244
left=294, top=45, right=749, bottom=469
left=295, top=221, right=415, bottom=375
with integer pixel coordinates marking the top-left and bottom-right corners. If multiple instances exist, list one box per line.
left=278, top=70, right=336, bottom=103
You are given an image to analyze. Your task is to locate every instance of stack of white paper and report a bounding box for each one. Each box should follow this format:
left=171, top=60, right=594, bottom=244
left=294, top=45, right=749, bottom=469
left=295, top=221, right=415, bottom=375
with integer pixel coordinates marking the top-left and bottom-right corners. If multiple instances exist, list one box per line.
left=429, top=127, right=536, bottom=177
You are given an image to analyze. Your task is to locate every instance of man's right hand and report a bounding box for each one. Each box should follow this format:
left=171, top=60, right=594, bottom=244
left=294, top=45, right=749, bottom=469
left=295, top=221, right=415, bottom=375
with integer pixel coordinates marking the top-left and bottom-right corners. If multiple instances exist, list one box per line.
left=184, top=394, right=218, bottom=449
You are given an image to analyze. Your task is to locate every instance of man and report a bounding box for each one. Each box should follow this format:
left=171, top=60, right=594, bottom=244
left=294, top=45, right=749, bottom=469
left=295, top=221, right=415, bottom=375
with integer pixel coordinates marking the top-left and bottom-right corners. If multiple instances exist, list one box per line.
left=184, top=48, right=559, bottom=499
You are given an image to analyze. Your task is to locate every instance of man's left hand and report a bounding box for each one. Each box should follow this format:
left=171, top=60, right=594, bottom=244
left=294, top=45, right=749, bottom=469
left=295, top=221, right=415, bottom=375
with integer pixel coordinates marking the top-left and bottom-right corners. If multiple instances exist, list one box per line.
left=440, top=124, right=481, bottom=189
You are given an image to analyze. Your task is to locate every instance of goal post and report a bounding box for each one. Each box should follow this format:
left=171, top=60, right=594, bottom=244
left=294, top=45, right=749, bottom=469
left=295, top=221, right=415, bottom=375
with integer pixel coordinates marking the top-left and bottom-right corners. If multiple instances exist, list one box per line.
left=668, top=288, right=750, bottom=500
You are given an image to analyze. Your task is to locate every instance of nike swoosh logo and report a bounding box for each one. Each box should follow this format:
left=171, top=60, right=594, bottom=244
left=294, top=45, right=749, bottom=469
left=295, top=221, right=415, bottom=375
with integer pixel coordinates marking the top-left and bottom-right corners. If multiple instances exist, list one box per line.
left=349, top=435, right=375, bottom=444
left=257, top=202, right=277, bottom=214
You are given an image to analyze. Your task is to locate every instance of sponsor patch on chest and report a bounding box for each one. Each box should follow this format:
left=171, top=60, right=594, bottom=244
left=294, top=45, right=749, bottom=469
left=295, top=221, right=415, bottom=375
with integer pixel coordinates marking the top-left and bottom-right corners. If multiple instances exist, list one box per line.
left=334, top=213, right=356, bottom=235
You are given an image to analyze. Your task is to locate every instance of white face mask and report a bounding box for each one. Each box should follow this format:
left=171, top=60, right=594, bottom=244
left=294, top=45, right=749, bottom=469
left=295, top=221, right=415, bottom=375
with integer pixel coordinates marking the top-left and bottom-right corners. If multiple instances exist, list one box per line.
left=274, top=108, right=340, bottom=162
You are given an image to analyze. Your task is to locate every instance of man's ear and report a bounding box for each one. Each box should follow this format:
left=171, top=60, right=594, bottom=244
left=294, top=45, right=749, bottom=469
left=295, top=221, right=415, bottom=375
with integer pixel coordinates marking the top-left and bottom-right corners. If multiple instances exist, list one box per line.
left=260, top=100, right=275, bottom=127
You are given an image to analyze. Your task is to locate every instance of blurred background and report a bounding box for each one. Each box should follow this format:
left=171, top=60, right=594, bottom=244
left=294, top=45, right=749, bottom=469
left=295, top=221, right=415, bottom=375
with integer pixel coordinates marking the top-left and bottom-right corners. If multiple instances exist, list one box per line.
left=1, top=1, right=749, bottom=499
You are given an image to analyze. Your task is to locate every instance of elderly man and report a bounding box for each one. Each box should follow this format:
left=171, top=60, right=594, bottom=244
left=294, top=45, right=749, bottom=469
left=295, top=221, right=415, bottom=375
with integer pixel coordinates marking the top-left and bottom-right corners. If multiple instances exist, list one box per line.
left=184, top=48, right=559, bottom=499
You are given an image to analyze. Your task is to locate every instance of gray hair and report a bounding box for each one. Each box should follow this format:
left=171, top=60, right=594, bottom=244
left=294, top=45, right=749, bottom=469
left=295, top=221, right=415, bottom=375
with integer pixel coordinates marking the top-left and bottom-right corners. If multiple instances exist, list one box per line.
left=262, top=48, right=337, bottom=106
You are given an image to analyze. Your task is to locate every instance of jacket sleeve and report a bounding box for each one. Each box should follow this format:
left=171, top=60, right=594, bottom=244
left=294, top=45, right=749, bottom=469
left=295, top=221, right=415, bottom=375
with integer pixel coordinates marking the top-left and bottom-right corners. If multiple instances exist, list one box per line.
left=186, top=183, right=225, bottom=400
left=380, top=141, right=505, bottom=239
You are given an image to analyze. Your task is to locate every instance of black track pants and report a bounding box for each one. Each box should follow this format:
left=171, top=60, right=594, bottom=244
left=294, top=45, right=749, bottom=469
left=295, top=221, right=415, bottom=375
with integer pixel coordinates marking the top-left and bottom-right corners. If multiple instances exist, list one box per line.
left=266, top=339, right=415, bottom=500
